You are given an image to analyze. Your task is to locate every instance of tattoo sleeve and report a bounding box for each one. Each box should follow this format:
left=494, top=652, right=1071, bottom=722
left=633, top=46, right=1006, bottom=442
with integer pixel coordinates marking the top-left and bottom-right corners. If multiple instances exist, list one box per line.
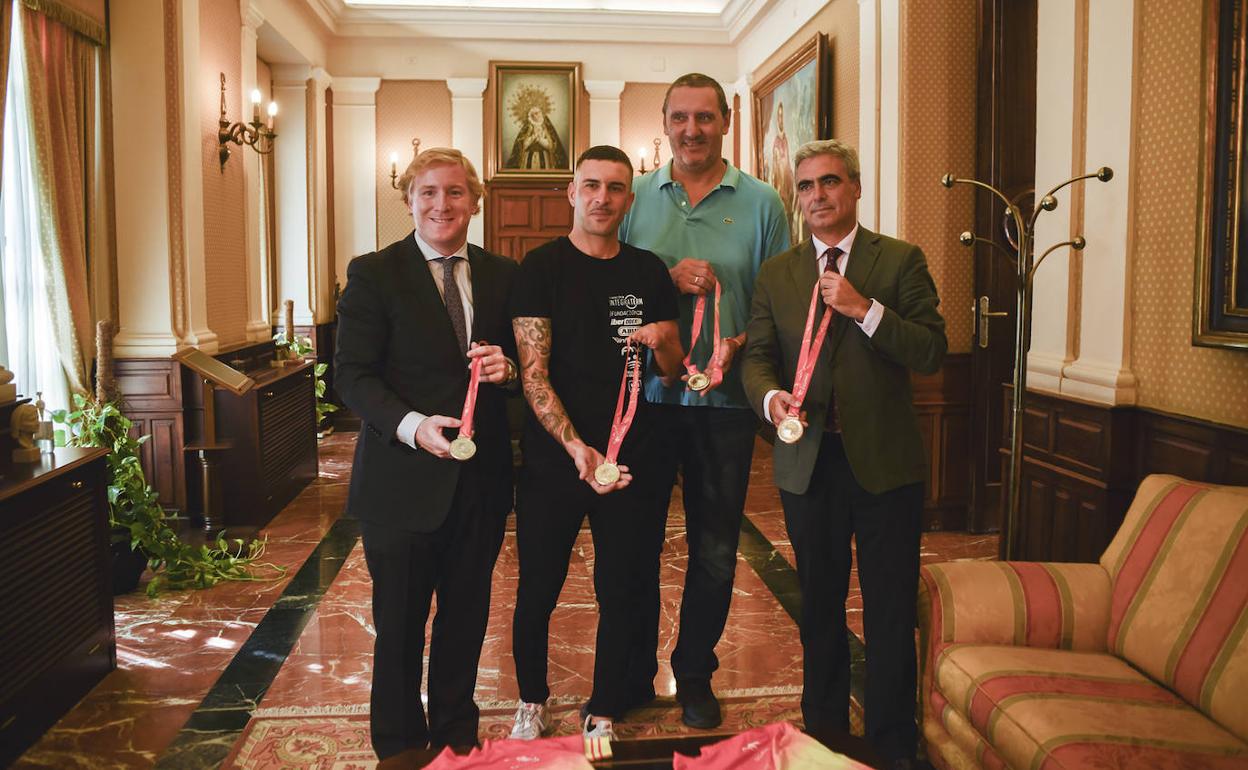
left=512, top=316, right=580, bottom=448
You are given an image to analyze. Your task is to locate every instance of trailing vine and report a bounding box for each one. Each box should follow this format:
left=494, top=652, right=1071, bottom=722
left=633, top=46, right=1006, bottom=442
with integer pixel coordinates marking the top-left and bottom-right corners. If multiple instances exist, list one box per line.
left=274, top=332, right=338, bottom=428
left=54, top=394, right=285, bottom=597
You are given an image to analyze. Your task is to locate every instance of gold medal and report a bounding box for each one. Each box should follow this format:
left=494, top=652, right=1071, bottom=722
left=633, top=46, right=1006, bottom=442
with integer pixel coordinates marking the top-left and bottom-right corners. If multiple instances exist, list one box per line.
left=594, top=462, right=621, bottom=486
left=449, top=435, right=477, bottom=461
left=687, top=372, right=710, bottom=391
left=777, top=416, right=805, bottom=444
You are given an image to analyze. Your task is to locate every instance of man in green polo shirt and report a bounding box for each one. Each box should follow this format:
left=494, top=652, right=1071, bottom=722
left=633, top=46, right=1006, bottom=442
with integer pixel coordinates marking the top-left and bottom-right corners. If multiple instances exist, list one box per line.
left=618, top=72, right=790, bottom=729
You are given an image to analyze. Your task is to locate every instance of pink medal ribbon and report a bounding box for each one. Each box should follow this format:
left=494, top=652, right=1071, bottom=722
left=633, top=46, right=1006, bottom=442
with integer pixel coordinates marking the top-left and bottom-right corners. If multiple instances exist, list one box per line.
left=594, top=340, right=641, bottom=486
left=449, top=354, right=483, bottom=461
left=776, top=283, right=833, bottom=444
left=683, top=280, right=723, bottom=393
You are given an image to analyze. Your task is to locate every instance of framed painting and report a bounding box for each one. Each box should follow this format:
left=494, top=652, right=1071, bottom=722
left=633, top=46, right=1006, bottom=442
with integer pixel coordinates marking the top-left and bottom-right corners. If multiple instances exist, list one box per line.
left=1194, top=0, right=1248, bottom=348
left=752, top=34, right=831, bottom=247
left=489, top=61, right=581, bottom=179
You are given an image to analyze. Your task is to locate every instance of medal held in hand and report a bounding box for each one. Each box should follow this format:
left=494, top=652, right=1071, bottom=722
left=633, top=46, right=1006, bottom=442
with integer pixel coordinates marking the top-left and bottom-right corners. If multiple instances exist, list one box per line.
left=779, top=280, right=834, bottom=445
left=595, top=339, right=641, bottom=486
left=684, top=280, right=722, bottom=393
left=450, top=354, right=484, bottom=461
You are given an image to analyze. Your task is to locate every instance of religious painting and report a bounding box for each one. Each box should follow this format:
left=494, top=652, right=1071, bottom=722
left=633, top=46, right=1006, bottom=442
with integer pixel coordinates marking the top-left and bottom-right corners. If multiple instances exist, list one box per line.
left=752, top=34, right=831, bottom=247
left=1194, top=0, right=1248, bottom=348
left=489, top=61, right=581, bottom=179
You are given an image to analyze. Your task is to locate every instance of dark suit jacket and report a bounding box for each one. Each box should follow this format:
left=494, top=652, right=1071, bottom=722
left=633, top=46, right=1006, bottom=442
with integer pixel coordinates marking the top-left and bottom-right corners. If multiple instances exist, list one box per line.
left=742, top=227, right=947, bottom=496
left=335, top=233, right=518, bottom=532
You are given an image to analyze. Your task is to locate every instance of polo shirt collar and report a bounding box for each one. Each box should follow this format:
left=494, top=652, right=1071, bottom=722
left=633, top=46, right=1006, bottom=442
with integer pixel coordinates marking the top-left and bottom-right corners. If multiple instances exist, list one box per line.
left=657, top=158, right=739, bottom=190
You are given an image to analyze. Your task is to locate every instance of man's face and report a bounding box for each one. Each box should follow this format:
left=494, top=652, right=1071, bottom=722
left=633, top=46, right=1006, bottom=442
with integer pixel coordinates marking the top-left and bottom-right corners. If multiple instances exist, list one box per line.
left=568, top=159, right=634, bottom=238
left=796, top=153, right=861, bottom=239
left=408, top=162, right=478, bottom=255
left=663, top=86, right=729, bottom=173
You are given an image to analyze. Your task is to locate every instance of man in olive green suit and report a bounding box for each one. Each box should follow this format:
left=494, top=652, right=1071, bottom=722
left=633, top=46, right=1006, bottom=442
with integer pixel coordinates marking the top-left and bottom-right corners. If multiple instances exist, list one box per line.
left=741, top=139, right=946, bottom=769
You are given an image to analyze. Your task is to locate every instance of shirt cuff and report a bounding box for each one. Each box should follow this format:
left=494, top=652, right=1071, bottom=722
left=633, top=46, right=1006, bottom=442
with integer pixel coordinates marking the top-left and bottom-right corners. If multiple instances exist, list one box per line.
left=396, top=410, right=427, bottom=450
left=762, top=389, right=780, bottom=425
left=857, top=299, right=884, bottom=337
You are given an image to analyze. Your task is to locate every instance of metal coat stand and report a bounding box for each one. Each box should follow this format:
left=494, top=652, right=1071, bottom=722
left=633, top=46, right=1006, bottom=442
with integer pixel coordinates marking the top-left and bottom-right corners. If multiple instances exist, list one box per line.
left=941, top=166, right=1113, bottom=558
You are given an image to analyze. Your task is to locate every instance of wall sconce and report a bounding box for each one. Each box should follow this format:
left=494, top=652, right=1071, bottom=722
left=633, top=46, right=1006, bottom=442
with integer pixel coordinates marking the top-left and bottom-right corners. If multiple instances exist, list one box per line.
left=218, top=72, right=277, bottom=170
left=638, top=138, right=662, bottom=174
left=389, top=138, right=421, bottom=189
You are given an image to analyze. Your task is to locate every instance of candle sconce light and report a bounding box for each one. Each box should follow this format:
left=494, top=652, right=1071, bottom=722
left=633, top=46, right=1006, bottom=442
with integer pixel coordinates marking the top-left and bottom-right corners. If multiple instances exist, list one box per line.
left=653, top=137, right=662, bottom=170
left=218, top=72, right=277, bottom=170
left=389, top=138, right=421, bottom=190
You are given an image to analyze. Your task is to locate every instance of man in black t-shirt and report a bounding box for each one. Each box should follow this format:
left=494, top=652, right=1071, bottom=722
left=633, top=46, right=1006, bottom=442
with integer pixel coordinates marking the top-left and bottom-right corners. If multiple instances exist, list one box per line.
left=510, top=146, right=683, bottom=742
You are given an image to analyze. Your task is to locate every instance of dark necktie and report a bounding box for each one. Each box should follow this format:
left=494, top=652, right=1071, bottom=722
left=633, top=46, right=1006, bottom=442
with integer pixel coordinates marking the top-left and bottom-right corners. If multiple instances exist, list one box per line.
left=823, top=247, right=843, bottom=432
left=438, top=256, right=468, bottom=356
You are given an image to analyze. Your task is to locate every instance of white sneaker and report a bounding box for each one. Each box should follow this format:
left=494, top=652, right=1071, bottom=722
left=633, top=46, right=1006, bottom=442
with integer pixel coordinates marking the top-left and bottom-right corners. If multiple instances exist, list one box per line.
left=582, top=714, right=616, bottom=740
left=509, top=701, right=549, bottom=740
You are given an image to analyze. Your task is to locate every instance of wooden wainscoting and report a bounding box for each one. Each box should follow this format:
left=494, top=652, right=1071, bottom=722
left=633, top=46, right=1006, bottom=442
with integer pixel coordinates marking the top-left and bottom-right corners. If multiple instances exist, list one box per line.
left=915, top=354, right=972, bottom=531
left=485, top=178, right=573, bottom=260
left=1000, top=387, right=1248, bottom=562
left=115, top=358, right=187, bottom=511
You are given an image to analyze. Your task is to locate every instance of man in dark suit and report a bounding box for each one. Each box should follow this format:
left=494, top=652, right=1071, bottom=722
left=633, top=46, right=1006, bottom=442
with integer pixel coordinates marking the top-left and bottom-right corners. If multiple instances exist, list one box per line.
left=741, top=139, right=947, bottom=768
left=335, top=148, right=518, bottom=759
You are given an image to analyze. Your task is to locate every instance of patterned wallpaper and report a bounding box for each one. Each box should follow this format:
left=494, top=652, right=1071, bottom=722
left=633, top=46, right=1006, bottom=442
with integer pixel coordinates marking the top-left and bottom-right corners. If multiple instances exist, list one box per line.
left=620, top=83, right=667, bottom=174
left=375, top=80, right=453, bottom=249
left=1131, top=0, right=1248, bottom=427
left=897, top=0, right=977, bottom=354
left=198, top=0, right=248, bottom=347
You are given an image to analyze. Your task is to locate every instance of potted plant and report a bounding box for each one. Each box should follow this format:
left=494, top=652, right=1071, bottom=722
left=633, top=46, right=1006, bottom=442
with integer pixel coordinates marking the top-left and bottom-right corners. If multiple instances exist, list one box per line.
left=54, top=394, right=282, bottom=596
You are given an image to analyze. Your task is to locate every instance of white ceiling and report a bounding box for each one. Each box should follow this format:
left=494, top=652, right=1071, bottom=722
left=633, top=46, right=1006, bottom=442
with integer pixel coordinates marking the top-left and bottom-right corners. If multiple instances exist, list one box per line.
left=307, top=0, right=774, bottom=43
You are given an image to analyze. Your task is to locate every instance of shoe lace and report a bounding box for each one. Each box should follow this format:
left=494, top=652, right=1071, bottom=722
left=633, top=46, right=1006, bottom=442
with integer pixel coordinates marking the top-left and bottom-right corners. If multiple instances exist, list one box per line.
left=515, top=702, right=543, bottom=731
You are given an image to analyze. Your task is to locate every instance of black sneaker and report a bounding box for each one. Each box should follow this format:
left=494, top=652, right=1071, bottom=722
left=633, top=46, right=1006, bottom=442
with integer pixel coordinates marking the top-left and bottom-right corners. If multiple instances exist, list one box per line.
left=676, top=679, right=722, bottom=729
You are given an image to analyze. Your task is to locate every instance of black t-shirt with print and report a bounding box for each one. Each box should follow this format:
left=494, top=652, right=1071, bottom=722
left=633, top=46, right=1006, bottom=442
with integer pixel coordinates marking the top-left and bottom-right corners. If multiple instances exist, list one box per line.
left=510, top=236, right=679, bottom=472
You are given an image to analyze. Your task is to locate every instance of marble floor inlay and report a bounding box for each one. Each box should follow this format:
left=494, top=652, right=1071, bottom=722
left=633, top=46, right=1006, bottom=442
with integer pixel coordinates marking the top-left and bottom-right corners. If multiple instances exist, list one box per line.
left=12, top=432, right=997, bottom=769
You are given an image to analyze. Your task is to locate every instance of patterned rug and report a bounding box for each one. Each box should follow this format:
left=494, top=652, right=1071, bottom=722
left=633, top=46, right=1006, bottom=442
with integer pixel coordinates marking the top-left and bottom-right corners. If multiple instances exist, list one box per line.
left=224, top=689, right=865, bottom=769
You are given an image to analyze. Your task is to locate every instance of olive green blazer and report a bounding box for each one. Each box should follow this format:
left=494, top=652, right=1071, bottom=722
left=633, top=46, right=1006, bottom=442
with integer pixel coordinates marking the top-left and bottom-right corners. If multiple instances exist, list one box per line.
left=742, top=227, right=947, bottom=495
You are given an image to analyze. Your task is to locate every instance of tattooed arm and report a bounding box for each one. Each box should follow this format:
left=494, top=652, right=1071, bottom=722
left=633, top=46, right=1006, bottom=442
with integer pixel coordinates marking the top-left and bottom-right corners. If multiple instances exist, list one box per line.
left=513, top=316, right=631, bottom=494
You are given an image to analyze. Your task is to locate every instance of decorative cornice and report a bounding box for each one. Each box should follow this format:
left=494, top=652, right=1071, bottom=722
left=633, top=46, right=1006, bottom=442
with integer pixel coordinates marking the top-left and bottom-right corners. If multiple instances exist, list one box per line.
left=446, top=78, right=487, bottom=99
left=585, top=80, right=626, bottom=100
left=242, top=0, right=265, bottom=31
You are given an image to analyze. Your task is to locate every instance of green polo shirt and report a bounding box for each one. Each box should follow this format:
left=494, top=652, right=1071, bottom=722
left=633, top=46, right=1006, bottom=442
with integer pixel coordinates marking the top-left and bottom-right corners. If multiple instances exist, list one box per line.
left=620, top=160, right=790, bottom=408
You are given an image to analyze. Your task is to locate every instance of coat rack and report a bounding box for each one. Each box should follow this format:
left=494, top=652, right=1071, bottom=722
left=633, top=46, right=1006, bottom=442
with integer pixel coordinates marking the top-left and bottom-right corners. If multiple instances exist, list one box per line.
left=942, top=166, right=1113, bottom=558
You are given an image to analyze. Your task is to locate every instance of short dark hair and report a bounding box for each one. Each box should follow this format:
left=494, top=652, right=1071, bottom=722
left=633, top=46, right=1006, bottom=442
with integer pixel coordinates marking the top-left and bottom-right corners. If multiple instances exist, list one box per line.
left=662, top=73, right=729, bottom=119
left=575, top=145, right=634, bottom=175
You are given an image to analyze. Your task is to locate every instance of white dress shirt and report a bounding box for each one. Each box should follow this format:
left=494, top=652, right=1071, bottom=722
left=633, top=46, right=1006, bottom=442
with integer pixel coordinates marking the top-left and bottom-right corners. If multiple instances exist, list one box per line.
left=761, top=225, right=886, bottom=424
left=396, top=232, right=474, bottom=449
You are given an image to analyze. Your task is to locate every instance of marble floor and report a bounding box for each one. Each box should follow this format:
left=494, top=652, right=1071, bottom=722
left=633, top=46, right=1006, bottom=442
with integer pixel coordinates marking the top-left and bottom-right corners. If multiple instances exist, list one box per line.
left=12, top=432, right=997, bottom=769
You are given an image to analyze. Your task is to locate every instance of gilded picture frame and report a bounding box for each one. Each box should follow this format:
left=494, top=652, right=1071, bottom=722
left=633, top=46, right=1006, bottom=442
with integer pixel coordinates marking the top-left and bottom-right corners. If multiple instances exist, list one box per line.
left=1194, top=0, right=1248, bottom=348
left=488, top=61, right=581, bottom=180
left=752, top=34, right=831, bottom=247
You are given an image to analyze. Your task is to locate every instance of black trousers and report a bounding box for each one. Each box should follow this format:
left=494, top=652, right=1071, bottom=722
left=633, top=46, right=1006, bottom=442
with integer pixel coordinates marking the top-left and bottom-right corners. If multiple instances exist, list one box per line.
left=778, top=433, right=923, bottom=762
left=511, top=462, right=667, bottom=718
left=360, top=474, right=507, bottom=759
left=646, top=404, right=758, bottom=685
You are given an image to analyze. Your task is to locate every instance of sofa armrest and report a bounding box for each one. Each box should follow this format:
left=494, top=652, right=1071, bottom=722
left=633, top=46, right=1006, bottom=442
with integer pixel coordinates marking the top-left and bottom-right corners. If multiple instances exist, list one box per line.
left=919, top=561, right=1111, bottom=653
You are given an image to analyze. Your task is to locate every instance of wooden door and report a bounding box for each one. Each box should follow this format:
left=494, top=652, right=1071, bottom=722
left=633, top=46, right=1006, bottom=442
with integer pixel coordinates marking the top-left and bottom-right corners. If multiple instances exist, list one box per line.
left=968, top=0, right=1037, bottom=533
left=485, top=179, right=573, bottom=260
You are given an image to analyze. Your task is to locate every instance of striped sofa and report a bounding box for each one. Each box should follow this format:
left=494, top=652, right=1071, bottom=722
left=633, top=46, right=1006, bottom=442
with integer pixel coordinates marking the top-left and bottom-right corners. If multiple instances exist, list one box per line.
left=917, top=474, right=1248, bottom=770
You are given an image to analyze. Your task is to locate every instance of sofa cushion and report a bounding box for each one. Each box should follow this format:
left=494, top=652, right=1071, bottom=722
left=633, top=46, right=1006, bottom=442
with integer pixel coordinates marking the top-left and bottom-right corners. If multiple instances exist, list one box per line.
left=934, top=644, right=1248, bottom=770
left=1099, top=474, right=1248, bottom=739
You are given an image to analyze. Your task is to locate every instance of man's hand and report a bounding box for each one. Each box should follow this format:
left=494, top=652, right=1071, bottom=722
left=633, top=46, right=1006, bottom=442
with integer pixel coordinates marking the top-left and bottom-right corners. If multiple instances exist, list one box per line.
left=670, top=258, right=718, bottom=296
left=712, top=335, right=744, bottom=375
left=467, top=341, right=513, bottom=384
left=818, top=272, right=871, bottom=321
left=768, top=391, right=807, bottom=428
left=415, top=414, right=462, bottom=458
left=566, top=439, right=633, bottom=495
left=628, top=323, right=663, bottom=350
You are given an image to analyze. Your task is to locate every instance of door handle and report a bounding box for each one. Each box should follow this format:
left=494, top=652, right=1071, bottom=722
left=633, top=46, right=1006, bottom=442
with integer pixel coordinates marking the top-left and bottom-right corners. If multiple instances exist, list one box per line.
left=976, top=296, right=1009, bottom=349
